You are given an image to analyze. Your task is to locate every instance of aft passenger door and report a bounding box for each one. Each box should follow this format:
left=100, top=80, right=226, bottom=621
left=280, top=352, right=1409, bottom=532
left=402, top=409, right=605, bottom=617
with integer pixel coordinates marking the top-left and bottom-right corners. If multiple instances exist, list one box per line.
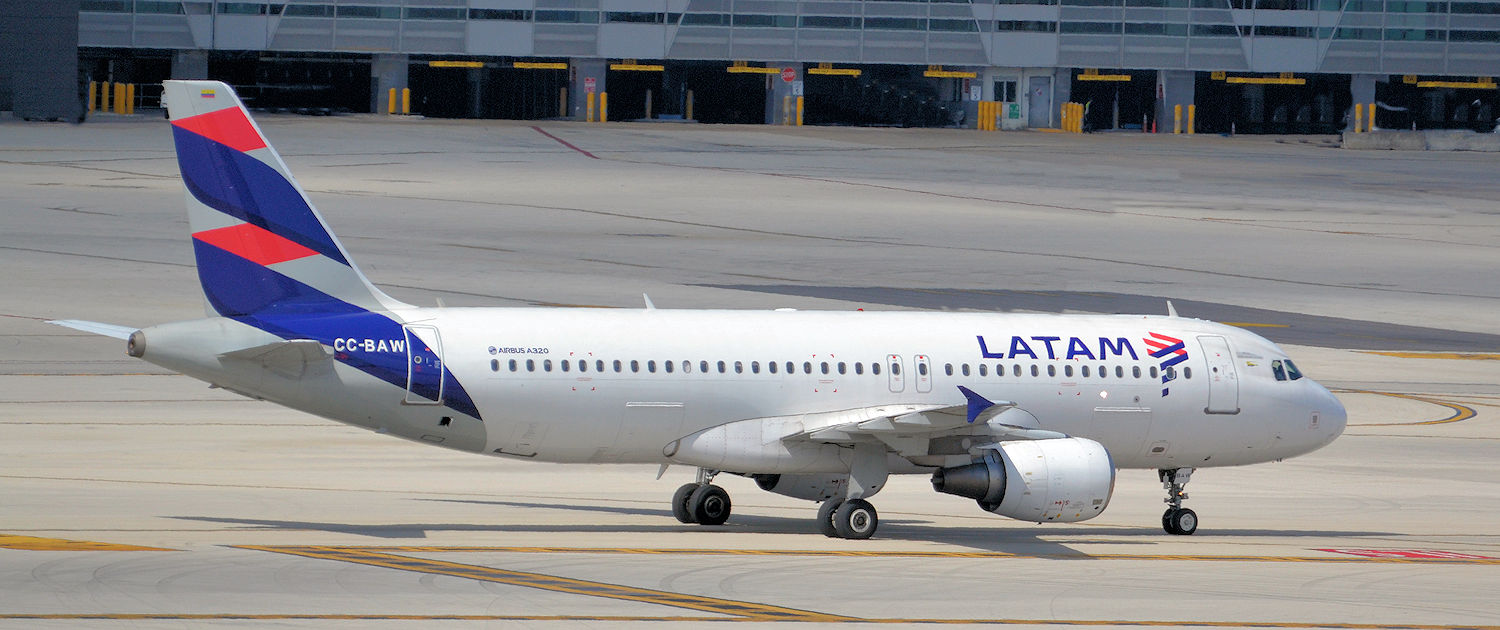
left=886, top=354, right=905, bottom=393
left=404, top=324, right=445, bottom=405
left=1197, top=335, right=1239, bottom=414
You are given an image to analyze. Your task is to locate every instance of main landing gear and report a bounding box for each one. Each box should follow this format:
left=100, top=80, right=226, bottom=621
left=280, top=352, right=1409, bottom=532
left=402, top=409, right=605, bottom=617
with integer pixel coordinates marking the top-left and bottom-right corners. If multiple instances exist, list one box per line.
left=816, top=497, right=879, bottom=540
left=672, top=469, right=731, bottom=526
left=1159, top=467, right=1197, bottom=535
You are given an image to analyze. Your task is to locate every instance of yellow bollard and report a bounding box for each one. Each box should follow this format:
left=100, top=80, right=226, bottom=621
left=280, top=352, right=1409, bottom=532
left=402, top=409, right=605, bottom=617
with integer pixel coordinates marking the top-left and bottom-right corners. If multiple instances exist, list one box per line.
left=1173, top=104, right=1182, bottom=134
left=796, top=95, right=803, bottom=126
left=1368, top=102, right=1377, bottom=131
left=1187, top=104, right=1195, bottom=135
left=115, top=83, right=126, bottom=114
left=686, top=90, right=694, bottom=121
left=403, top=88, right=411, bottom=115
left=557, top=87, right=565, bottom=118
left=1353, top=105, right=1363, bottom=133
left=586, top=92, right=595, bottom=122
left=599, top=92, right=608, bottom=122
left=126, top=83, right=135, bottom=114
left=98, top=82, right=108, bottom=113
left=87, top=81, right=96, bottom=113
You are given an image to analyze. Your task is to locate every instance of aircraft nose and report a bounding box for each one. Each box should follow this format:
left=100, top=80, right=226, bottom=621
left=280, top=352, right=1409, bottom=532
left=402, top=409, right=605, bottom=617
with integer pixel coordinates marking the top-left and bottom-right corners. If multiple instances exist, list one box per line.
left=1314, top=382, right=1347, bottom=443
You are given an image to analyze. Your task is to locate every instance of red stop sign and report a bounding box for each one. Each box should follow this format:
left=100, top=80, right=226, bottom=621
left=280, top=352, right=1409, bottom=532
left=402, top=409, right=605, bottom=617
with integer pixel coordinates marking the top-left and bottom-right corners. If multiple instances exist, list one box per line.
left=781, top=67, right=796, bottom=82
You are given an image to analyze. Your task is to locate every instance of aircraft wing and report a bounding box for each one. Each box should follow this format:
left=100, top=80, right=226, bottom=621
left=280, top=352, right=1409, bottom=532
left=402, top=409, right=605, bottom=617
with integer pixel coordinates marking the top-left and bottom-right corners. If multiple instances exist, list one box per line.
left=783, top=387, right=1066, bottom=445
left=48, top=319, right=137, bottom=339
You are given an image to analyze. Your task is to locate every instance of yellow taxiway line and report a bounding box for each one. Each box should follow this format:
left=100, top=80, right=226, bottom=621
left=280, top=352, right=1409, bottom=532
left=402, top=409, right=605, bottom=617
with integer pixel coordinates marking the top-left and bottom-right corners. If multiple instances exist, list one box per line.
left=238, top=545, right=852, bottom=622
left=0, top=535, right=171, bottom=552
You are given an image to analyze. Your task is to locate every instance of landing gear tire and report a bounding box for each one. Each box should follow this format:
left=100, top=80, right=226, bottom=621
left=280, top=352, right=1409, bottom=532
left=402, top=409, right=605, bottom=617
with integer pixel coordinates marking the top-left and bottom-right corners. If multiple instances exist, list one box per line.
left=688, top=483, right=732, bottom=526
left=832, top=499, right=878, bottom=540
left=1163, top=508, right=1197, bottom=535
left=817, top=499, right=842, bottom=537
left=672, top=483, right=701, bottom=524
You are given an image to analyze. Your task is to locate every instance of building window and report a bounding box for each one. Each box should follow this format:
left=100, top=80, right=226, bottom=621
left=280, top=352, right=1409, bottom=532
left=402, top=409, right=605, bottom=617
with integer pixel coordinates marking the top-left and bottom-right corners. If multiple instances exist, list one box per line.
left=605, top=11, right=664, bottom=23
left=405, top=7, right=464, bottom=20
left=536, top=10, right=598, bottom=23
left=470, top=8, right=531, bottom=20
left=337, top=5, right=400, bottom=19
left=800, top=15, right=860, bottom=28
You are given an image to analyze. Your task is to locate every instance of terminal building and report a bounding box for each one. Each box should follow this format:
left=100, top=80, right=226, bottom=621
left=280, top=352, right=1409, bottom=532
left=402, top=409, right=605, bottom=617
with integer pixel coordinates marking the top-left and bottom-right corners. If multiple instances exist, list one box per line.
left=5, top=0, right=1499, bottom=132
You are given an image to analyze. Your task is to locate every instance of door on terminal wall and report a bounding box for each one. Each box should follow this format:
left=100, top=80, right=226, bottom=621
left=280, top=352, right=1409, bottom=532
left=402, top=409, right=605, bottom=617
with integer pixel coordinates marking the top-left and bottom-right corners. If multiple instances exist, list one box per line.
left=1028, top=76, right=1052, bottom=128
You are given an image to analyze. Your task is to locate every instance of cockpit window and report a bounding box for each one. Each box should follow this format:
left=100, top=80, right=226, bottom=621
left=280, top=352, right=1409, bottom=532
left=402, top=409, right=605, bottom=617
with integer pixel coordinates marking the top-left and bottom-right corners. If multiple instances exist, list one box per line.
left=1271, top=360, right=1287, bottom=381
left=1284, top=359, right=1304, bottom=380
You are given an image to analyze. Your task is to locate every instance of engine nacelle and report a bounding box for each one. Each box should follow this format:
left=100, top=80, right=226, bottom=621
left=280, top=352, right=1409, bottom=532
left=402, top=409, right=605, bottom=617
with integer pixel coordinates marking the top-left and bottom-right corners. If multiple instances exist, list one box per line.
left=930, top=437, right=1115, bottom=523
left=753, top=473, right=849, bottom=502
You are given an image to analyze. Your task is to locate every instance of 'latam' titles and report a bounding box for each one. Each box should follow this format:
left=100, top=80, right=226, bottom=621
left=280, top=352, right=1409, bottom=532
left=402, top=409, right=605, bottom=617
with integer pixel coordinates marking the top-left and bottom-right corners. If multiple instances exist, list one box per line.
left=977, top=335, right=1139, bottom=361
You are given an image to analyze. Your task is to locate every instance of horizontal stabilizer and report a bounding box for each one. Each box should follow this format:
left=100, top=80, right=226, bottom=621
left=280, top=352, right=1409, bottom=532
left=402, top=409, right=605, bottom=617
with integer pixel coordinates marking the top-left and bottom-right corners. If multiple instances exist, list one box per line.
left=219, top=339, right=331, bottom=378
left=48, top=320, right=137, bottom=340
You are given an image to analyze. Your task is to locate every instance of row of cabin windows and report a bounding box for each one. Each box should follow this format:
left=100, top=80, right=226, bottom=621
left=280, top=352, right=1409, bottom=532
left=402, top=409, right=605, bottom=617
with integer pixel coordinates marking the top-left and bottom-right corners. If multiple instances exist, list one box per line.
left=486, top=357, right=1187, bottom=380
left=490, top=358, right=894, bottom=376
left=944, top=362, right=1190, bottom=380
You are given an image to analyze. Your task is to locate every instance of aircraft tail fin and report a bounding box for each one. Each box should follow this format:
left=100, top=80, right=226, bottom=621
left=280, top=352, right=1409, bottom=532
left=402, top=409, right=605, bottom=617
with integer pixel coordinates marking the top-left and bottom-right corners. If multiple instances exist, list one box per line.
left=162, top=80, right=406, bottom=318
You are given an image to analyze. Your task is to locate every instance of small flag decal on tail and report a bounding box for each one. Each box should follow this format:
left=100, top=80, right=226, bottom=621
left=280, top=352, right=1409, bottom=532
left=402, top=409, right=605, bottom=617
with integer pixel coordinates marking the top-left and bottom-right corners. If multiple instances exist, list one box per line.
left=200, top=89, right=216, bottom=98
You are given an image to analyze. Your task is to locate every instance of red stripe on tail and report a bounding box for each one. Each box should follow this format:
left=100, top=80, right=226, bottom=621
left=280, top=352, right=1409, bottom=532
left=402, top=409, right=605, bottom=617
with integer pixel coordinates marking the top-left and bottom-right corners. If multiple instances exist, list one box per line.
left=172, top=107, right=267, bottom=153
left=193, top=223, right=318, bottom=266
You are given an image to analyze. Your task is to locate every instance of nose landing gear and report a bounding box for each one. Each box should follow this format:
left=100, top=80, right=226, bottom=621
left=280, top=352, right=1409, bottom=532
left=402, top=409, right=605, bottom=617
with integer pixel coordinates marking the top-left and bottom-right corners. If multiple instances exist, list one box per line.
left=1159, top=467, right=1197, bottom=535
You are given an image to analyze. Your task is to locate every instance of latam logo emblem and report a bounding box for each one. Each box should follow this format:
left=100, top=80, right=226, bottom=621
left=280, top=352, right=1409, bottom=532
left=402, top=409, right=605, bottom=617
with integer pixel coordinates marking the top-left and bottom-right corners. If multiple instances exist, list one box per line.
left=1144, top=332, right=1188, bottom=396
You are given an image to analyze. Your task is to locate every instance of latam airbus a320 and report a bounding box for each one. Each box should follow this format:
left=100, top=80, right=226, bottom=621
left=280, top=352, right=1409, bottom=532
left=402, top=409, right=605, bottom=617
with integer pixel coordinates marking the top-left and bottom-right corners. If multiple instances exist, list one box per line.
left=53, top=81, right=1346, bottom=539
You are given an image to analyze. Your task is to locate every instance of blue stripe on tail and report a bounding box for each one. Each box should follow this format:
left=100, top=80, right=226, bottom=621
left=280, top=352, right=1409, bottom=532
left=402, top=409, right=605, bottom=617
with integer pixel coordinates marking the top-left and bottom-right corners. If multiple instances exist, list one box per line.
left=173, top=126, right=348, bottom=265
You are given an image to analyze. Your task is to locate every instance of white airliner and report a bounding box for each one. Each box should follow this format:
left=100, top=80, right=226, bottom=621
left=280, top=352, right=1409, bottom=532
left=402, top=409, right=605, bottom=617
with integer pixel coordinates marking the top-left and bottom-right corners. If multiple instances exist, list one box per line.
left=53, top=81, right=1345, bottom=539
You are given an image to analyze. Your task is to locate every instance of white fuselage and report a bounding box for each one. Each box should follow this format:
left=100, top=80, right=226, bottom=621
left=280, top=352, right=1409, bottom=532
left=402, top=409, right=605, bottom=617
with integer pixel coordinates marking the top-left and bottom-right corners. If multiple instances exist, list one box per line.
left=141, top=307, right=1345, bottom=473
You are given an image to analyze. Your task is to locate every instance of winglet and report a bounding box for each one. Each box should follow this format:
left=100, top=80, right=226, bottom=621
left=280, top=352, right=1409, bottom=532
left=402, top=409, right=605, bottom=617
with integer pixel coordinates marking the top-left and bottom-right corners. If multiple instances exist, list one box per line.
left=1166, top=300, right=1179, bottom=317
left=958, top=386, right=996, bottom=424
left=643, top=293, right=656, bottom=310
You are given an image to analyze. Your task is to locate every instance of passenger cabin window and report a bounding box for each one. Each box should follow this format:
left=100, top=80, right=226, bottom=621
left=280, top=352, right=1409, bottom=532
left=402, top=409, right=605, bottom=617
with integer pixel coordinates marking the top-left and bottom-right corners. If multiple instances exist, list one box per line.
left=1080, top=365, right=1089, bottom=377
left=855, top=363, right=864, bottom=375
left=1133, top=365, right=1141, bottom=378
left=872, top=363, right=881, bottom=375
left=786, top=361, right=794, bottom=374
left=962, top=364, right=971, bottom=376
left=578, top=360, right=586, bottom=372
left=821, top=362, right=830, bottom=374
left=1150, top=366, right=1158, bottom=378
left=597, top=360, right=605, bottom=372
left=664, top=360, right=673, bottom=373
left=803, top=361, right=812, bottom=374
left=751, top=361, right=760, bottom=374
left=1013, top=364, right=1021, bottom=377
left=510, top=359, right=518, bottom=372
left=561, top=360, right=570, bottom=372
left=682, top=360, right=691, bottom=373
left=1031, top=365, right=1039, bottom=377
left=839, top=362, right=847, bottom=375
left=1047, top=365, right=1056, bottom=377
left=890, top=362, right=900, bottom=375
left=700, top=360, right=709, bottom=373
left=1064, top=365, right=1073, bottom=377
left=769, top=361, right=778, bottom=374
left=1183, top=367, right=1191, bottom=379
left=631, top=360, right=640, bottom=373
left=718, top=361, right=726, bottom=373
left=491, top=359, right=500, bottom=372
left=1115, top=366, right=1124, bottom=378
left=918, top=363, right=928, bottom=376
left=978, top=364, right=988, bottom=377
left=648, top=360, right=657, bottom=373
left=527, top=359, right=535, bottom=372
left=735, top=361, right=744, bottom=374
left=945, top=363, right=954, bottom=376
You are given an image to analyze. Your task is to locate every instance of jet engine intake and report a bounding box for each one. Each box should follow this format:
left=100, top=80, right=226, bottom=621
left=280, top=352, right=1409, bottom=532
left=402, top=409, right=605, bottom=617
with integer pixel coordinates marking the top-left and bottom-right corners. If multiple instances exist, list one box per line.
left=931, top=437, right=1115, bottom=523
